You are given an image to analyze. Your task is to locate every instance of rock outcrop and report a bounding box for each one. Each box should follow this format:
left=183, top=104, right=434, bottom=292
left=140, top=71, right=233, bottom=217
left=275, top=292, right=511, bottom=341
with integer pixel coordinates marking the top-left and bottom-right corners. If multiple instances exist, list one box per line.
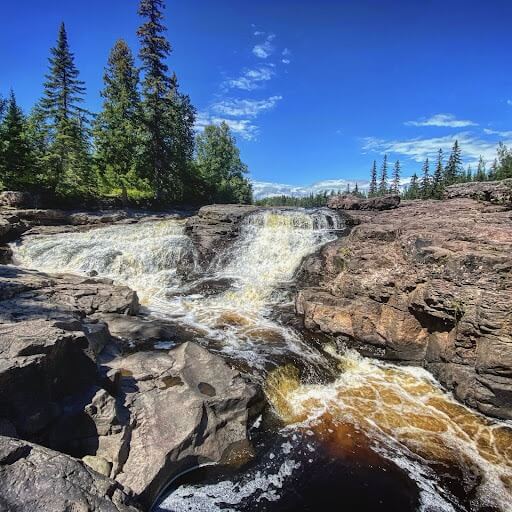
left=444, top=178, right=512, bottom=205
left=297, top=198, right=512, bottom=420
left=327, top=194, right=400, bottom=211
left=0, top=265, right=260, bottom=508
left=185, top=204, right=259, bottom=264
left=0, top=436, right=141, bottom=511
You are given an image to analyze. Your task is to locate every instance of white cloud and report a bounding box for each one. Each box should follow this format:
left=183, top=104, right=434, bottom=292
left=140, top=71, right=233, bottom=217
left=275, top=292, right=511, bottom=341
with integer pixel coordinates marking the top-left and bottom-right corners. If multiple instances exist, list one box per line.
left=405, top=113, right=477, bottom=128
left=282, top=48, right=291, bottom=56
left=254, top=31, right=265, bottom=36
left=507, top=99, right=512, bottom=106
left=211, top=96, right=283, bottom=118
left=226, top=67, right=274, bottom=91
left=362, top=132, right=506, bottom=165
left=195, top=112, right=258, bottom=141
left=484, top=128, right=512, bottom=138
left=252, top=34, right=275, bottom=59
left=281, top=59, right=291, bottom=65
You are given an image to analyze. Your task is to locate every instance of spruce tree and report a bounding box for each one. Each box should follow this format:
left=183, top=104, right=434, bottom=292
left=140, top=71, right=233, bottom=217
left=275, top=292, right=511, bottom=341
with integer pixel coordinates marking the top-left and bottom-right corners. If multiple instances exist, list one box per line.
left=378, top=154, right=388, bottom=195
left=431, top=149, right=444, bottom=199
left=0, top=91, right=34, bottom=190
left=391, top=160, right=400, bottom=194
left=137, top=0, right=195, bottom=203
left=39, top=22, right=92, bottom=197
left=420, top=158, right=431, bottom=198
left=94, top=39, right=142, bottom=203
left=369, top=160, right=377, bottom=197
left=488, top=159, right=498, bottom=181
left=444, top=140, right=462, bottom=185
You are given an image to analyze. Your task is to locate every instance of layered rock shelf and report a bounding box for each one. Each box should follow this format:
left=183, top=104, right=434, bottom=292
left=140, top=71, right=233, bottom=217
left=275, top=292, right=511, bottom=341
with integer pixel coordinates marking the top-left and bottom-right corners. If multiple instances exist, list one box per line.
left=297, top=197, right=512, bottom=419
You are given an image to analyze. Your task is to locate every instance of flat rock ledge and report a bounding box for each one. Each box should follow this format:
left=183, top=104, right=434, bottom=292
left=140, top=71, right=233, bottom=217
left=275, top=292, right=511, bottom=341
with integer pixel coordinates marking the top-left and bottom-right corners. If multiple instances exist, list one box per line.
left=0, top=265, right=261, bottom=509
left=297, top=198, right=512, bottom=420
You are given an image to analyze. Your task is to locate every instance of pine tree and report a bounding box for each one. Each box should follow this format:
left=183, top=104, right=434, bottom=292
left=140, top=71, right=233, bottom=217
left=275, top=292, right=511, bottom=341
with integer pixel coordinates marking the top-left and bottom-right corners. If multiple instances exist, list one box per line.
left=431, top=149, right=444, bottom=199
left=94, top=39, right=142, bottom=203
left=444, top=140, right=462, bottom=185
left=420, top=158, right=431, bottom=198
left=378, top=154, right=388, bottom=195
left=391, top=160, right=400, bottom=194
left=137, top=0, right=195, bottom=203
left=0, top=91, right=34, bottom=190
left=39, top=22, right=92, bottom=197
left=369, top=160, right=377, bottom=196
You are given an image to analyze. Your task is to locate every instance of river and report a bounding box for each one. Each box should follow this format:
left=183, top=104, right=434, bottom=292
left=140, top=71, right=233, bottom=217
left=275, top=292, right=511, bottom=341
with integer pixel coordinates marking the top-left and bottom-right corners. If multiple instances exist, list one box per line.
left=12, top=209, right=512, bottom=512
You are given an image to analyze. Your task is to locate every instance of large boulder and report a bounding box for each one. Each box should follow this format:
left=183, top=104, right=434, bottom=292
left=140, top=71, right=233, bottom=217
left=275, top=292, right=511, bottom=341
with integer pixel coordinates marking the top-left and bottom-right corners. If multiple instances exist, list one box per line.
left=185, top=204, right=259, bottom=264
left=50, top=342, right=261, bottom=508
left=328, top=194, right=400, bottom=211
left=0, top=436, right=141, bottom=511
left=297, top=198, right=512, bottom=420
left=444, top=178, right=512, bottom=205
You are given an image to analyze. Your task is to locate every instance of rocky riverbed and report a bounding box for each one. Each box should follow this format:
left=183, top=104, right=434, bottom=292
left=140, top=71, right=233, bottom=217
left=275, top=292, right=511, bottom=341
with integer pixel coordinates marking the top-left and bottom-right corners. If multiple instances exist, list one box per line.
left=0, top=185, right=511, bottom=511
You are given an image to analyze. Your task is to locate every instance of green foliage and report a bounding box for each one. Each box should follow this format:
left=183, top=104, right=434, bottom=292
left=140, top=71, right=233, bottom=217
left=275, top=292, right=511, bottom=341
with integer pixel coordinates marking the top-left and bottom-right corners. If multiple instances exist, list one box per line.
left=195, top=122, right=252, bottom=204
left=495, top=142, right=512, bottom=179
left=0, top=91, right=35, bottom=190
left=391, top=160, right=400, bottom=194
left=256, top=192, right=329, bottom=208
left=420, top=158, right=431, bottom=198
left=378, top=154, right=388, bottom=195
left=369, top=160, right=377, bottom=197
left=94, top=39, right=142, bottom=203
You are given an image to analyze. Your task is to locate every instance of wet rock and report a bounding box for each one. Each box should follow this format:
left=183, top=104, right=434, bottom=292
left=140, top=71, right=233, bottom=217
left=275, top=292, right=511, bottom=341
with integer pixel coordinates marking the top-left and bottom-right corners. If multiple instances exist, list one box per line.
left=100, top=342, right=261, bottom=507
left=297, top=198, right=512, bottom=420
left=0, top=436, right=141, bottom=511
left=444, top=178, right=512, bottom=205
left=185, top=204, right=259, bottom=264
left=327, top=194, right=401, bottom=211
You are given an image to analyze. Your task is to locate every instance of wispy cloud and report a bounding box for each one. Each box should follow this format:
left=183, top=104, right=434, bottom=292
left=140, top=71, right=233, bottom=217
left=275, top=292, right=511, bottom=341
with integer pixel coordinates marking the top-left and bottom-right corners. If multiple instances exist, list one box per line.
left=195, top=112, right=259, bottom=141
left=405, top=113, right=477, bottom=128
left=362, top=132, right=506, bottom=165
left=281, top=48, right=291, bottom=65
left=484, top=128, right=512, bottom=137
left=225, top=66, right=274, bottom=91
left=507, top=100, right=512, bottom=106
left=252, top=33, right=275, bottom=59
left=211, top=96, right=283, bottom=118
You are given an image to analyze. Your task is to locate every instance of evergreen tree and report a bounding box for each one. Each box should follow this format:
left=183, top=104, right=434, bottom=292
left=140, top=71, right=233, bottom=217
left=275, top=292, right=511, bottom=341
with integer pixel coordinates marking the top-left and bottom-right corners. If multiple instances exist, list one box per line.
left=369, top=160, right=377, bottom=196
left=94, top=39, right=142, bottom=203
left=195, top=122, right=252, bottom=204
left=378, top=154, right=388, bottom=195
left=420, top=158, right=431, bottom=198
left=391, top=160, right=400, bottom=194
left=465, top=165, right=473, bottom=182
left=444, top=140, right=462, bottom=185
left=406, top=173, right=419, bottom=199
left=137, top=0, right=195, bottom=203
left=0, top=91, right=34, bottom=190
left=431, top=149, right=444, bottom=199
left=39, top=22, right=92, bottom=197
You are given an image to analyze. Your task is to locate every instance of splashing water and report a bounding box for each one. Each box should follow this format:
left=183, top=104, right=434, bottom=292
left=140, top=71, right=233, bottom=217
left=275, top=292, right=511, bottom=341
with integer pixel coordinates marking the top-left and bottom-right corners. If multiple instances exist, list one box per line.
left=11, top=209, right=512, bottom=512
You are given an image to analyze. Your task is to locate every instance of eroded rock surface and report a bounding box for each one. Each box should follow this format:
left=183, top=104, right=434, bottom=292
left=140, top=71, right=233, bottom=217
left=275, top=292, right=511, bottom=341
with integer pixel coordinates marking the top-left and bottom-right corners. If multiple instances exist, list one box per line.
left=185, top=204, right=259, bottom=264
left=444, top=178, right=512, bottom=205
left=297, top=198, right=512, bottom=419
left=0, top=436, right=141, bottom=511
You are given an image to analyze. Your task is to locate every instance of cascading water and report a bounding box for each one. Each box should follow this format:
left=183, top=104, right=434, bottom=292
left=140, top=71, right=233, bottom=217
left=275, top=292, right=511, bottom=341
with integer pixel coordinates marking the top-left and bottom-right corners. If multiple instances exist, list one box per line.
left=11, top=209, right=512, bottom=512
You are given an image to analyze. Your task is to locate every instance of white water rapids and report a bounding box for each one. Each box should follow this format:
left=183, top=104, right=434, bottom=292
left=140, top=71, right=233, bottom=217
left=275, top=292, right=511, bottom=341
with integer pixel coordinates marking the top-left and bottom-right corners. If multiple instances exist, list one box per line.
left=11, top=209, right=512, bottom=512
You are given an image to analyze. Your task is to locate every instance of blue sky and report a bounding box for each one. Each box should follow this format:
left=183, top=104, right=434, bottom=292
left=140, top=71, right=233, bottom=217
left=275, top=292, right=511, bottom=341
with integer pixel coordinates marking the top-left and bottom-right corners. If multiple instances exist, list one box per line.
left=2, top=0, right=512, bottom=187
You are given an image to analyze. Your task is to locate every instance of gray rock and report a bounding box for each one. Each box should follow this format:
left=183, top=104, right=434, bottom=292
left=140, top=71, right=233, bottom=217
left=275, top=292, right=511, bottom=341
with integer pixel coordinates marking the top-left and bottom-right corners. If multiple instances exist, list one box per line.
left=0, top=436, right=141, bottom=511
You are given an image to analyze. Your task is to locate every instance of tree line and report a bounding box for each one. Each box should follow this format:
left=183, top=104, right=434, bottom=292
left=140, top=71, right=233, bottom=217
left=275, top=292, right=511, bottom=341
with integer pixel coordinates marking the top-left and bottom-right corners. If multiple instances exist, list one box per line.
left=0, top=0, right=252, bottom=207
left=370, top=139, right=512, bottom=200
